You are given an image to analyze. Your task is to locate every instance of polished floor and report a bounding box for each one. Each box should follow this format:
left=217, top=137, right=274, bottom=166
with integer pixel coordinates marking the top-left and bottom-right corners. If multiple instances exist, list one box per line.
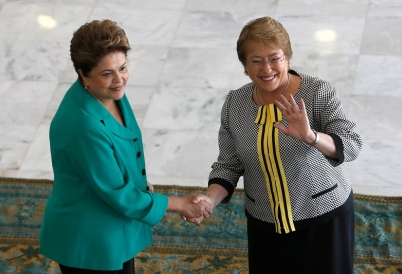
left=0, top=0, right=401, bottom=196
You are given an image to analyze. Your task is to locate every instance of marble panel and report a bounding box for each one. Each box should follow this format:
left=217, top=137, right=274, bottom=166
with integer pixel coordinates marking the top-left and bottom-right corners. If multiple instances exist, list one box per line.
left=276, top=0, right=369, bottom=17
left=0, top=80, right=57, bottom=125
left=41, top=82, right=70, bottom=124
left=348, top=95, right=402, bottom=142
left=0, top=2, right=93, bottom=42
left=292, top=53, right=358, bottom=111
left=89, top=4, right=182, bottom=46
left=353, top=55, right=402, bottom=96
left=0, top=0, right=401, bottom=196
left=0, top=169, right=54, bottom=180
left=19, top=123, right=52, bottom=173
left=278, top=16, right=365, bottom=55
left=0, top=123, right=37, bottom=169
left=142, top=86, right=227, bottom=131
left=360, top=17, right=402, bottom=56
left=368, top=0, right=402, bottom=17
left=346, top=139, right=402, bottom=190
left=59, top=62, right=77, bottom=84
left=142, top=129, right=220, bottom=183
left=95, top=0, right=186, bottom=10
left=172, top=11, right=267, bottom=48
left=0, top=40, right=69, bottom=82
left=9, top=0, right=94, bottom=3
left=126, top=45, right=169, bottom=87
left=159, top=47, right=249, bottom=90
left=125, top=85, right=156, bottom=126
left=185, top=0, right=277, bottom=13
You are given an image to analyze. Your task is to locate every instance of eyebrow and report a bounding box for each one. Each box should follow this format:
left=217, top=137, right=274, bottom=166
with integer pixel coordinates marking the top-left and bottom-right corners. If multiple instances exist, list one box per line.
left=100, top=62, right=127, bottom=73
left=250, top=53, right=282, bottom=58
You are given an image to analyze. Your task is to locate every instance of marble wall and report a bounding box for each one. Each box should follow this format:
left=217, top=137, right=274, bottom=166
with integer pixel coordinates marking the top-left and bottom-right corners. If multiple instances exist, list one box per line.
left=0, top=0, right=401, bottom=196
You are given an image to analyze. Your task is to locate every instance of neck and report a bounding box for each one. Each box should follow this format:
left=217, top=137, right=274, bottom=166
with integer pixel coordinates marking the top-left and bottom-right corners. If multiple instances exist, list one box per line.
left=106, top=100, right=114, bottom=111
left=282, top=73, right=290, bottom=96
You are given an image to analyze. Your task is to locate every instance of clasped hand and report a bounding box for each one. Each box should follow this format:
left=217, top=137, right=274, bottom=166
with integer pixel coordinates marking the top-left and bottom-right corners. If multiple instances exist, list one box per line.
left=180, top=194, right=213, bottom=224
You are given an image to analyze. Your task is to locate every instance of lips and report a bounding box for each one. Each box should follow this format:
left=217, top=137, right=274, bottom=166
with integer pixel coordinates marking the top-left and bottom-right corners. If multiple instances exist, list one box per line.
left=260, top=75, right=275, bottom=81
left=110, top=86, right=123, bottom=91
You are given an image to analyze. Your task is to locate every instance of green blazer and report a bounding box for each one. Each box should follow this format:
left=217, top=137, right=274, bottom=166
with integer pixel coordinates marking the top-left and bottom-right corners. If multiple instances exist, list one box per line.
left=39, top=80, right=168, bottom=270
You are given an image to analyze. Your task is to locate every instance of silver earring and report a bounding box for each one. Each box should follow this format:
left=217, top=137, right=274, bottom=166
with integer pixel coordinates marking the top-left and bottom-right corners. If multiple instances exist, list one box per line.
left=244, top=70, right=248, bottom=76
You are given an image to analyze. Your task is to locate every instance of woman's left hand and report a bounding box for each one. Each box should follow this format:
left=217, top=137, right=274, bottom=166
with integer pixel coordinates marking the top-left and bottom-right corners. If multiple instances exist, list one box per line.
left=274, top=94, right=315, bottom=144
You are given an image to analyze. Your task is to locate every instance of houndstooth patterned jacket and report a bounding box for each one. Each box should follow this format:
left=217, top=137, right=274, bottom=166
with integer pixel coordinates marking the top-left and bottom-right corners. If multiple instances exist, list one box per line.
left=208, top=70, right=363, bottom=233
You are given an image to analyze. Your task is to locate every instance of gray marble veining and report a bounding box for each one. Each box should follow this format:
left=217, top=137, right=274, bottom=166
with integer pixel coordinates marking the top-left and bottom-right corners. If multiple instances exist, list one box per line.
left=0, top=0, right=401, bottom=196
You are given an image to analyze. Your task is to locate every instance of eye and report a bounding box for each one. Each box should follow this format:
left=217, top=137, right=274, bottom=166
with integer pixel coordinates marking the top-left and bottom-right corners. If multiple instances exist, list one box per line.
left=120, top=66, right=127, bottom=72
left=270, top=57, right=281, bottom=63
left=102, top=72, right=112, bottom=77
left=251, top=60, right=262, bottom=65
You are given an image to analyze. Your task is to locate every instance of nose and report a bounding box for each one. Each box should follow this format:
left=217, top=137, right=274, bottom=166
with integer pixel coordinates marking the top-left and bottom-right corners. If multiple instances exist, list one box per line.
left=261, top=61, right=272, bottom=71
left=113, top=71, right=123, bottom=83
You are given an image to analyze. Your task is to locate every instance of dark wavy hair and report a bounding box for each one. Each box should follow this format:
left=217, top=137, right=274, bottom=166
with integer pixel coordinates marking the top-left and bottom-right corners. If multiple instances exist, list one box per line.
left=70, top=19, right=131, bottom=82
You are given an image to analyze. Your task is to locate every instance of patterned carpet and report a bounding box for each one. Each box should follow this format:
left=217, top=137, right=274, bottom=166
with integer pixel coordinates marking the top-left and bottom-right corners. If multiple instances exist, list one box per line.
left=0, top=177, right=401, bottom=274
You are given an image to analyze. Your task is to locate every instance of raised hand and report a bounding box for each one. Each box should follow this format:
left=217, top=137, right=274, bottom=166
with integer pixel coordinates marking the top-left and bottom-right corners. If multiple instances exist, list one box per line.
left=274, top=94, right=316, bottom=144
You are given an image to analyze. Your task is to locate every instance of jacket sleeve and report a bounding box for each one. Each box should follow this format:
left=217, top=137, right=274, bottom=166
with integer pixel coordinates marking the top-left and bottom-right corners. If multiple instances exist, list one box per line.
left=311, top=81, right=363, bottom=166
left=68, top=125, right=168, bottom=227
left=208, top=91, right=244, bottom=203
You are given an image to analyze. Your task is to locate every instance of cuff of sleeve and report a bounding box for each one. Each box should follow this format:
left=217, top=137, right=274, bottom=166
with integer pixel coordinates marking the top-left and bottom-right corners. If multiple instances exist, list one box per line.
left=138, top=193, right=169, bottom=226
left=329, top=133, right=345, bottom=164
left=208, top=178, right=235, bottom=204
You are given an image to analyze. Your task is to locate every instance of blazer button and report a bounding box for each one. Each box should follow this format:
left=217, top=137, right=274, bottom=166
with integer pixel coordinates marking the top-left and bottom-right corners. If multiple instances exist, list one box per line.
left=137, top=151, right=141, bottom=158
left=142, top=169, right=146, bottom=175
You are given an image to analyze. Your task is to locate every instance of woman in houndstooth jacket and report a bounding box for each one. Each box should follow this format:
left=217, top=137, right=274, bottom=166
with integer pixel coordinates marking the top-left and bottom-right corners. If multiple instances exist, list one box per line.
left=186, top=16, right=363, bottom=274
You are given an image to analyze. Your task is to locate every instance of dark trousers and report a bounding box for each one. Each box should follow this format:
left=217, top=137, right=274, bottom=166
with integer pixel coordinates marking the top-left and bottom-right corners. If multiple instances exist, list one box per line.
left=247, top=203, right=355, bottom=274
left=59, top=258, right=135, bottom=274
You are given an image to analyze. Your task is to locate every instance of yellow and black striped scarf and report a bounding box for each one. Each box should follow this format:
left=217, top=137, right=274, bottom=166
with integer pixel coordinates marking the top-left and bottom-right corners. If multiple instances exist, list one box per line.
left=255, top=104, right=295, bottom=234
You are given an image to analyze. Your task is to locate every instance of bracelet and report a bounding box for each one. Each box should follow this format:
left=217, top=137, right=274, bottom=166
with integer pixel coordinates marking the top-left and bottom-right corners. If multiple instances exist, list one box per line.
left=308, top=129, right=320, bottom=146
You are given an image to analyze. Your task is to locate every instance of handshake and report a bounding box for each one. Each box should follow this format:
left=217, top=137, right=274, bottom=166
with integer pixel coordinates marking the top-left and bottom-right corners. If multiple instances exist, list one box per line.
left=167, top=194, right=214, bottom=225
left=148, top=182, right=227, bottom=225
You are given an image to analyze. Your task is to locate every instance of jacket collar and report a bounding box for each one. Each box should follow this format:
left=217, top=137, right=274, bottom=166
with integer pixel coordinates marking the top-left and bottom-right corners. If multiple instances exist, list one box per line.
left=71, top=80, right=138, bottom=140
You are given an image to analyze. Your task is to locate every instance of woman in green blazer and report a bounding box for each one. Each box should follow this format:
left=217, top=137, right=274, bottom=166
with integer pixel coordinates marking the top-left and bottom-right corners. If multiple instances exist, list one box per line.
left=39, top=19, right=211, bottom=274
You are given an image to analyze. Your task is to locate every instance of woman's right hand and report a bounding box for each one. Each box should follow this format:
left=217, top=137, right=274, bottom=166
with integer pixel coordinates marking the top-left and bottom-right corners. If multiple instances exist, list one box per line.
left=167, top=194, right=212, bottom=221
left=181, top=194, right=214, bottom=224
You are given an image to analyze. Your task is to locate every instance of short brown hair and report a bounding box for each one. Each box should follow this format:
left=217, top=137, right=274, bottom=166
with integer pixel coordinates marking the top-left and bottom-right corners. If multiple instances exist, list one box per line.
left=237, top=17, right=292, bottom=67
left=70, top=19, right=131, bottom=81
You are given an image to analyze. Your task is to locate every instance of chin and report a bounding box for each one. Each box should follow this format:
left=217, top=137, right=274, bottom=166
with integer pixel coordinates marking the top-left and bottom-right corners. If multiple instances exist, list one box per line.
left=116, top=94, right=125, bottom=101
left=113, top=89, right=125, bottom=100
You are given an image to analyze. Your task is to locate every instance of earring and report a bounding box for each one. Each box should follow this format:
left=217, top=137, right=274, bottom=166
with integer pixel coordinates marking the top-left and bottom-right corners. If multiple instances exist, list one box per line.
left=244, top=70, right=248, bottom=76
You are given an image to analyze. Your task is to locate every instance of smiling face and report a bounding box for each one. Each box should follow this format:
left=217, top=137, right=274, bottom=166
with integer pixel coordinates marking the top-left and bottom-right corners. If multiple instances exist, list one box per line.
left=245, top=41, right=289, bottom=96
left=79, top=51, right=128, bottom=107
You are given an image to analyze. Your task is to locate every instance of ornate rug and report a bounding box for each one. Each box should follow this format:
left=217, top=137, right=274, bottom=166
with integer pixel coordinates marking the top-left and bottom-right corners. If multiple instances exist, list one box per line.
left=0, top=177, right=401, bottom=274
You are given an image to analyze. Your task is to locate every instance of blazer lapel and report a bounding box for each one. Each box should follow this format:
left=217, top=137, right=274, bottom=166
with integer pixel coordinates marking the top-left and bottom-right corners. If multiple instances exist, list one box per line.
left=71, top=79, right=138, bottom=140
